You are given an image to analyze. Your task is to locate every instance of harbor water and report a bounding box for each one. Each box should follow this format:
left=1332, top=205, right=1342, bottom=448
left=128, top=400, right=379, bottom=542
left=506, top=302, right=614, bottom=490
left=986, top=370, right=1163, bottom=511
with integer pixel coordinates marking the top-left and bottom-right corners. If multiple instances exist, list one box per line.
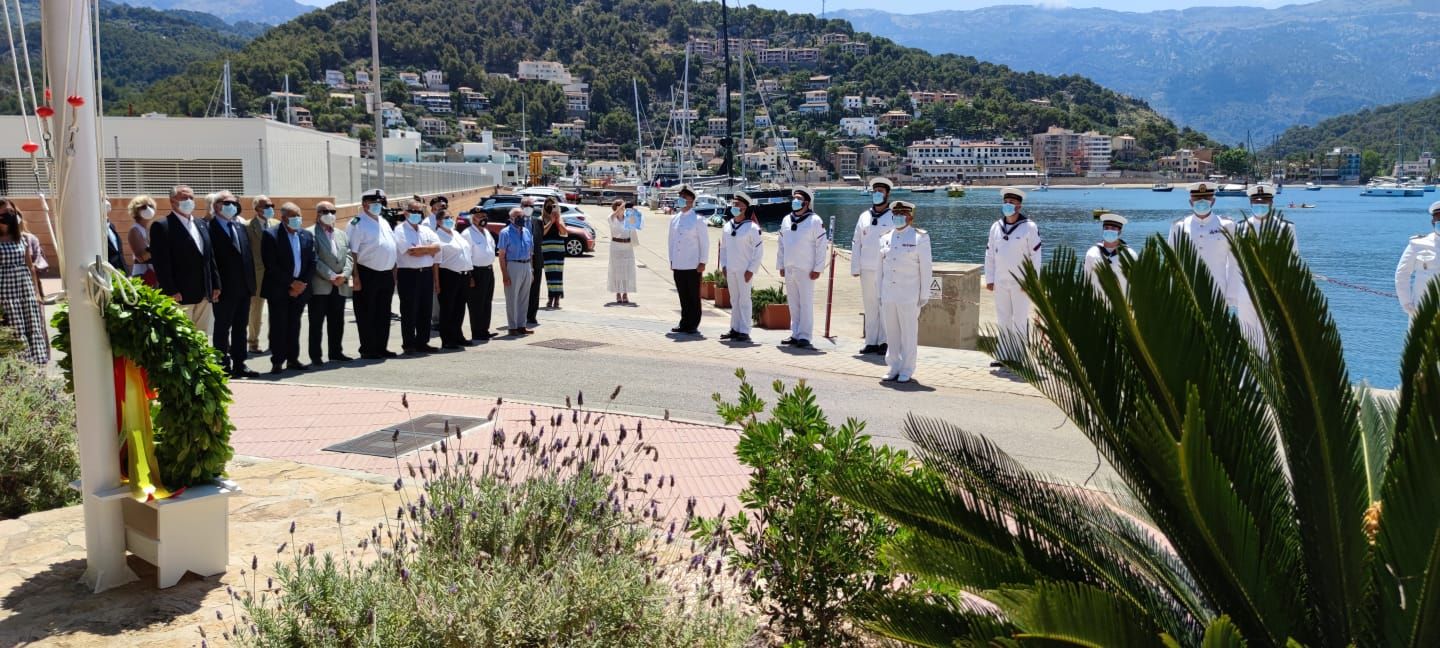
left=804, top=186, right=1433, bottom=388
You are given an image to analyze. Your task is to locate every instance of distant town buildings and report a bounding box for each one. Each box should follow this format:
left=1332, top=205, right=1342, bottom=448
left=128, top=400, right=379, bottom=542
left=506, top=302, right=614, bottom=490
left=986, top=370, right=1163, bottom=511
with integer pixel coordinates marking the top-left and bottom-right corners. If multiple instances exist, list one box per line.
left=842, top=95, right=862, bottom=111
left=286, top=106, right=313, bottom=129
left=550, top=120, right=586, bottom=139
left=398, top=72, right=422, bottom=88
left=518, top=60, right=590, bottom=115
left=1394, top=152, right=1435, bottom=177
left=906, top=137, right=1037, bottom=181
left=1031, top=126, right=1113, bottom=176
left=423, top=70, right=446, bottom=91
left=410, top=91, right=452, bottom=114
left=707, top=117, right=728, bottom=137
left=458, top=87, right=490, bottom=112
left=584, top=142, right=621, bottom=160
left=417, top=116, right=448, bottom=137
left=838, top=117, right=880, bottom=138
left=878, top=110, right=912, bottom=129
left=1157, top=148, right=1214, bottom=179
left=831, top=146, right=858, bottom=177
left=324, top=70, right=346, bottom=88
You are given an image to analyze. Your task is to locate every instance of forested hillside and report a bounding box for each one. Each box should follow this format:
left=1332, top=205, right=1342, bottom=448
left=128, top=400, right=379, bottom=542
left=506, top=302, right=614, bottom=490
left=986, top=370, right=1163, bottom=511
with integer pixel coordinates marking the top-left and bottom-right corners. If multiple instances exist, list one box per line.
left=130, top=0, right=1208, bottom=161
left=1270, top=93, right=1440, bottom=163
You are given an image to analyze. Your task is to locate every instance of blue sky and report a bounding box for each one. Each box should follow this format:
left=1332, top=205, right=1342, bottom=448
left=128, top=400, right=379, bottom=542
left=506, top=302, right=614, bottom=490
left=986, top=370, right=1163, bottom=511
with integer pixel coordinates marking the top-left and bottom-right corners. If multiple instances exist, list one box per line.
left=295, top=0, right=1293, bottom=12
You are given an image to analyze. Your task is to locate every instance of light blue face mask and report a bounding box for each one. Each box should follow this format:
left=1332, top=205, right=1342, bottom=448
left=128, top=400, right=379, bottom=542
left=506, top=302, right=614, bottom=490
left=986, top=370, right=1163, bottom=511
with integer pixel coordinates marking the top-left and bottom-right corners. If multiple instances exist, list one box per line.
left=366, top=203, right=382, bottom=217
left=791, top=199, right=804, bottom=212
left=871, top=191, right=886, bottom=205
left=1001, top=203, right=1017, bottom=218
left=286, top=216, right=303, bottom=230
left=1251, top=203, right=1271, bottom=218
left=675, top=198, right=688, bottom=209
left=407, top=212, right=423, bottom=225
left=176, top=199, right=195, bottom=214
left=1102, top=229, right=1120, bottom=243
left=729, top=206, right=742, bottom=217
left=263, top=207, right=275, bottom=219
left=442, top=218, right=456, bottom=230
left=220, top=204, right=238, bottom=218
left=1433, top=220, right=1439, bottom=233
left=1192, top=199, right=1213, bottom=216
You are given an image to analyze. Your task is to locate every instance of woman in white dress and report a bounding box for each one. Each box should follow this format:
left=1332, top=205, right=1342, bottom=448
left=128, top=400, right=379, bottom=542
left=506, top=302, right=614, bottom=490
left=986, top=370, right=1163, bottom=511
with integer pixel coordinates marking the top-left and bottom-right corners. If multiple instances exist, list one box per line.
left=607, top=199, right=638, bottom=304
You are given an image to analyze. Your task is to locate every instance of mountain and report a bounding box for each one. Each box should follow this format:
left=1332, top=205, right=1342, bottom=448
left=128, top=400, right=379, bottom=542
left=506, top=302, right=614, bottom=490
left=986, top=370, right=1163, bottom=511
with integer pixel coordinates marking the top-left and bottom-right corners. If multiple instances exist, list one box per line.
left=131, top=0, right=1204, bottom=163
left=833, top=0, right=1440, bottom=145
left=111, top=0, right=314, bottom=26
left=1270, top=92, right=1440, bottom=161
left=0, top=4, right=254, bottom=115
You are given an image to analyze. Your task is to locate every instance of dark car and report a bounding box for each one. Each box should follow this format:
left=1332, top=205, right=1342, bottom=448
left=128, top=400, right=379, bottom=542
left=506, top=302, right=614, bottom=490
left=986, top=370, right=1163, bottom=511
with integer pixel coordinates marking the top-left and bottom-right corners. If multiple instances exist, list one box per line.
left=479, top=206, right=594, bottom=257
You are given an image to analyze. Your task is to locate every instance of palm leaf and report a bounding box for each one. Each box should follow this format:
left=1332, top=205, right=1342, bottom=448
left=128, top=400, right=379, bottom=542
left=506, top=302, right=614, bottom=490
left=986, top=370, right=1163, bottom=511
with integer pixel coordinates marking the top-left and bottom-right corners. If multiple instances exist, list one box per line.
left=849, top=590, right=1015, bottom=648
left=1373, top=281, right=1440, bottom=647
left=1229, top=220, right=1370, bottom=643
left=1354, top=384, right=1397, bottom=502
left=1200, top=616, right=1249, bottom=648
left=986, top=582, right=1166, bottom=646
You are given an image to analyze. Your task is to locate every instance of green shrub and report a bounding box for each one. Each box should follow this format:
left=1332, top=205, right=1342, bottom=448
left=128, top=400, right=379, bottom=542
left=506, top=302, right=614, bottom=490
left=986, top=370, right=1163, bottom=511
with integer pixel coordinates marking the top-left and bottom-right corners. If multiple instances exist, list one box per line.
left=0, top=356, right=80, bottom=519
left=750, top=285, right=787, bottom=325
left=697, top=371, right=910, bottom=645
left=233, top=393, right=755, bottom=647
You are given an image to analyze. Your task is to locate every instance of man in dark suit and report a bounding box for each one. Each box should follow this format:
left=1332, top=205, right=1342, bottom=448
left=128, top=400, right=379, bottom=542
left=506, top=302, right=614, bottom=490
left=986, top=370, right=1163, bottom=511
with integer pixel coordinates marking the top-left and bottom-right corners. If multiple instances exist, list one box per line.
left=207, top=190, right=259, bottom=378
left=261, top=202, right=317, bottom=374
left=149, top=184, right=221, bottom=336
left=523, top=197, right=543, bottom=327
left=105, top=206, right=128, bottom=274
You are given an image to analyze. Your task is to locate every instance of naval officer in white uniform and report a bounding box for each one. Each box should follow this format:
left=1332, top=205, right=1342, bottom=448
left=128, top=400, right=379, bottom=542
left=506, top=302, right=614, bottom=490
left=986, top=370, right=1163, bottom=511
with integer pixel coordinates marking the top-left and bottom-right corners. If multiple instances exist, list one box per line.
left=878, top=201, right=933, bottom=383
left=719, top=192, right=764, bottom=343
left=1241, top=183, right=1298, bottom=254
left=984, top=187, right=1043, bottom=359
left=1083, top=212, right=1136, bottom=296
left=668, top=184, right=710, bottom=335
left=778, top=187, right=828, bottom=349
left=1168, top=182, right=1250, bottom=339
left=1395, top=201, right=1440, bottom=318
left=851, top=177, right=896, bottom=355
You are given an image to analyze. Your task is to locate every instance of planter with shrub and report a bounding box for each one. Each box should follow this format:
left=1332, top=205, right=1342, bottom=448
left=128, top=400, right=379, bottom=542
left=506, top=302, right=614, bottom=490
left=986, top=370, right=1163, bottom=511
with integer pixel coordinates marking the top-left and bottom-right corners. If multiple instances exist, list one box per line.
left=714, top=271, right=731, bottom=308
left=751, top=286, right=789, bottom=330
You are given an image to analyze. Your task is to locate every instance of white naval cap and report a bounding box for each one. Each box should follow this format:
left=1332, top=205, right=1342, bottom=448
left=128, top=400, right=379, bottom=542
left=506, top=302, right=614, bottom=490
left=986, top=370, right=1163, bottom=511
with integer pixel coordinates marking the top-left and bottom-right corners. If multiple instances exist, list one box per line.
left=733, top=191, right=752, bottom=205
left=675, top=183, right=697, bottom=198
left=361, top=188, right=387, bottom=201
left=792, top=187, right=814, bottom=201
left=1430, top=200, right=1440, bottom=215
left=1001, top=187, right=1027, bottom=202
left=1247, top=184, right=1275, bottom=198
left=868, top=177, right=894, bottom=191
left=1189, top=182, right=1216, bottom=196
left=891, top=200, right=916, bottom=211
left=1098, top=212, right=1128, bottom=227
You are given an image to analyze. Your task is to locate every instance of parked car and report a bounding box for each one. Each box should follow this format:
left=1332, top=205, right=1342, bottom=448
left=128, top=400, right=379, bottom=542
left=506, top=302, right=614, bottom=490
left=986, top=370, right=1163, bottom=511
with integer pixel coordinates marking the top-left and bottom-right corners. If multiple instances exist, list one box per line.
left=518, top=186, right=566, bottom=203
left=478, top=204, right=594, bottom=257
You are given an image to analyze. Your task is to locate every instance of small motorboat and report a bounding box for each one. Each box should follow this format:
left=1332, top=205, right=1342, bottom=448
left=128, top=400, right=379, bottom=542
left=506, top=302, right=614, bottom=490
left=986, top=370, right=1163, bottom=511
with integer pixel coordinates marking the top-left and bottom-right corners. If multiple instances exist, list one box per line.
left=946, top=184, right=966, bottom=198
left=1152, top=183, right=1173, bottom=192
left=1216, top=183, right=1248, bottom=197
left=1305, top=182, right=1321, bottom=191
left=1092, top=208, right=1108, bottom=219
left=911, top=187, right=937, bottom=194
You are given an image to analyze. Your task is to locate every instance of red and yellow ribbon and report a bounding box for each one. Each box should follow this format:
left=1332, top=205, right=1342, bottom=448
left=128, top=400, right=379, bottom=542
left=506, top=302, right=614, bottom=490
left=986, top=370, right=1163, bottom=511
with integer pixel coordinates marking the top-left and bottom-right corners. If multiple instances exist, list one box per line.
left=113, top=356, right=175, bottom=501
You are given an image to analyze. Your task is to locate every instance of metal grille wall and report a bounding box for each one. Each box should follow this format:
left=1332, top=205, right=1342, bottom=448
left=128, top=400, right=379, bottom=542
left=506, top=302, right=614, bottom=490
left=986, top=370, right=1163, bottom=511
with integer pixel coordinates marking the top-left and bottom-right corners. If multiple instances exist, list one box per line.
left=0, top=157, right=245, bottom=196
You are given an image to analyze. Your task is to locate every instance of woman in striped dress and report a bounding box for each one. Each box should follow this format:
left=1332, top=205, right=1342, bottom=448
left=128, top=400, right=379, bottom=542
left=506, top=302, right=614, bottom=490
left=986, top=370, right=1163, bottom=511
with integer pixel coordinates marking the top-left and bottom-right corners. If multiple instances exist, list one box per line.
left=540, top=200, right=567, bottom=309
left=0, top=201, right=48, bottom=364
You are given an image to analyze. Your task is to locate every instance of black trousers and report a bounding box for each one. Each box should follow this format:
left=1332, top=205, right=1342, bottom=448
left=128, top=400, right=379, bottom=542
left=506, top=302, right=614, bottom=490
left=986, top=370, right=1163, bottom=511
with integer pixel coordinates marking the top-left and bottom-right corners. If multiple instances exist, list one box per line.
left=674, top=268, right=702, bottom=331
left=308, top=289, right=347, bottom=362
left=396, top=268, right=434, bottom=350
left=437, top=268, right=469, bottom=346
left=526, top=259, right=542, bottom=322
left=267, top=291, right=308, bottom=367
left=466, top=266, right=495, bottom=339
left=212, top=293, right=251, bottom=371
left=354, top=265, right=394, bottom=356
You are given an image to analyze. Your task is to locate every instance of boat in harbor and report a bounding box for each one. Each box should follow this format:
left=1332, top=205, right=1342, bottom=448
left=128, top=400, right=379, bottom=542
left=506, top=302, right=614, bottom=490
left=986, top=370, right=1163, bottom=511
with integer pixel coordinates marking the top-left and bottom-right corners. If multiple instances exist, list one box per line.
left=1151, top=182, right=1173, bottom=192
left=1092, top=208, right=1108, bottom=219
left=1305, top=182, right=1321, bottom=191
left=911, top=187, right=937, bottom=194
left=1361, top=180, right=1424, bottom=197
left=946, top=184, right=966, bottom=198
left=1215, top=183, right=1248, bottom=197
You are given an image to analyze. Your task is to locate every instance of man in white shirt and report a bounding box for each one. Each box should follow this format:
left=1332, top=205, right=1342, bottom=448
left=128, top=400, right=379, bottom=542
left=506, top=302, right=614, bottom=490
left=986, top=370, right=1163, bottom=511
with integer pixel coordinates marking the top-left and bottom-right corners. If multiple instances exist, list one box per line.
left=149, top=183, right=221, bottom=336
left=394, top=199, right=442, bottom=353
left=878, top=201, right=933, bottom=383
left=1395, top=201, right=1440, bottom=318
left=668, top=184, right=710, bottom=335
left=434, top=213, right=473, bottom=349
left=1083, top=213, right=1137, bottom=297
left=260, top=203, right=316, bottom=374
left=349, top=188, right=399, bottom=360
left=851, top=177, right=896, bottom=354
left=719, top=192, right=764, bottom=343
left=984, top=187, right=1043, bottom=353
left=463, top=213, right=498, bottom=341
left=1168, top=182, right=1243, bottom=331
left=779, top=187, right=829, bottom=349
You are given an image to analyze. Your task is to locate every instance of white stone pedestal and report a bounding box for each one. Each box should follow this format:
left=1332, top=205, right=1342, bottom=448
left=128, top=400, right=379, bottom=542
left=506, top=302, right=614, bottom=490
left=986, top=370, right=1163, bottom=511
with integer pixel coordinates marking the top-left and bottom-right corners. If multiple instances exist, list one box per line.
left=118, top=480, right=240, bottom=588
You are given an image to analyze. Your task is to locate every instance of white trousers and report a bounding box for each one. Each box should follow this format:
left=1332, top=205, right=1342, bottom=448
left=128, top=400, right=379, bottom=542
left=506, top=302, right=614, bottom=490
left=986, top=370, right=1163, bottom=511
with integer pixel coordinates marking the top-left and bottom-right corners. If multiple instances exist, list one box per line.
left=784, top=269, right=816, bottom=341
left=181, top=300, right=215, bottom=339
left=1232, top=287, right=1266, bottom=352
left=860, top=269, right=886, bottom=345
left=993, top=281, right=1031, bottom=339
left=881, top=298, right=919, bottom=378
left=727, top=268, right=752, bottom=335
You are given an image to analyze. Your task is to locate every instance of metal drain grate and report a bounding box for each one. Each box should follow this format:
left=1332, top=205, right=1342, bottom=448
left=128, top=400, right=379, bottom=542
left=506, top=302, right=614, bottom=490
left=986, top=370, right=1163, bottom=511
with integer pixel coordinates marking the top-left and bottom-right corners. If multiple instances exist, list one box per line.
left=323, top=414, right=489, bottom=458
left=529, top=338, right=608, bottom=351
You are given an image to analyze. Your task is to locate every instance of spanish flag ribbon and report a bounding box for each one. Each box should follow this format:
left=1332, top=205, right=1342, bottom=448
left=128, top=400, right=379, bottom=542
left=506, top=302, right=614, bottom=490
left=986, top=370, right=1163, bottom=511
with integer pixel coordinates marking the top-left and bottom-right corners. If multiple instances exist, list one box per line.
left=113, top=356, right=174, bottom=501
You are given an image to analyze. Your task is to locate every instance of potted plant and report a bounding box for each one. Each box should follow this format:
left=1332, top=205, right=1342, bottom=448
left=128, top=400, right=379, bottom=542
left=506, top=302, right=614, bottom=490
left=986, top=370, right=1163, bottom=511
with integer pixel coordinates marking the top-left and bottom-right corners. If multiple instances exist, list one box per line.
left=751, top=285, right=790, bottom=330
left=713, top=271, right=731, bottom=308
left=701, top=270, right=718, bottom=300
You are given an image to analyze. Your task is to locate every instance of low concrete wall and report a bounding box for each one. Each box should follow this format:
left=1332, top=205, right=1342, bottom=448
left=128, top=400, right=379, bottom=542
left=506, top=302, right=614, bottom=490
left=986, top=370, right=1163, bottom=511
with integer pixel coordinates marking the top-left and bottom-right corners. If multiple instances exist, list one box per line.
left=919, top=262, right=983, bottom=350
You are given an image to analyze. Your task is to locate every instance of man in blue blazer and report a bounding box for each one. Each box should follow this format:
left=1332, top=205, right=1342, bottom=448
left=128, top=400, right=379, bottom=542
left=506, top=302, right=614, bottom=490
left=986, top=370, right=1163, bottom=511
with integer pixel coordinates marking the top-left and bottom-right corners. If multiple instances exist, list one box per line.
left=207, top=190, right=259, bottom=378
left=261, top=202, right=317, bottom=374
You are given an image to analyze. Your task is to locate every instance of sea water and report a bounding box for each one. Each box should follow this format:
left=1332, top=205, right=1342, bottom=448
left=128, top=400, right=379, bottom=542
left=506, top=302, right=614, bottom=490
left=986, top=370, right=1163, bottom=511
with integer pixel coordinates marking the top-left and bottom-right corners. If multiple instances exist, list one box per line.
left=804, top=187, right=1432, bottom=388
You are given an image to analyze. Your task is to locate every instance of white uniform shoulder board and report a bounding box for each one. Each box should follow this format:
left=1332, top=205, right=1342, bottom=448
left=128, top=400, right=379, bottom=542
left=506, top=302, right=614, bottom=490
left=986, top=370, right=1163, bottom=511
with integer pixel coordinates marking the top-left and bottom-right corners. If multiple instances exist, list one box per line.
left=1413, top=234, right=1425, bottom=239
left=916, top=228, right=927, bottom=235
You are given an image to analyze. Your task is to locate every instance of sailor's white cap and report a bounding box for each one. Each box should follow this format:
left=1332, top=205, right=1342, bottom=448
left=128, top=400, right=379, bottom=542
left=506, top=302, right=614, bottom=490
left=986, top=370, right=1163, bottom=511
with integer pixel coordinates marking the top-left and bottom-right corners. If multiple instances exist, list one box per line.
left=1430, top=200, right=1440, bottom=215
left=1189, top=182, right=1216, bottom=196
left=1098, top=212, right=1128, bottom=227
left=868, top=177, right=894, bottom=191
left=361, top=188, right=387, bottom=201
left=1001, top=187, right=1027, bottom=202
left=733, top=191, right=752, bottom=205
left=792, top=187, right=814, bottom=201
left=1247, top=184, right=1275, bottom=198
left=676, top=184, right=697, bottom=198
left=891, top=200, right=916, bottom=212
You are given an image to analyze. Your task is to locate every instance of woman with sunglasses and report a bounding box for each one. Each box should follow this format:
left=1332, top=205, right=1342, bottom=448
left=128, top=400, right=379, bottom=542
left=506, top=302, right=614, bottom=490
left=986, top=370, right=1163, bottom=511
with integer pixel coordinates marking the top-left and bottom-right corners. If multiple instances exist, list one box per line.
left=877, top=200, right=932, bottom=384
left=0, top=200, right=49, bottom=364
left=719, top=192, right=763, bottom=343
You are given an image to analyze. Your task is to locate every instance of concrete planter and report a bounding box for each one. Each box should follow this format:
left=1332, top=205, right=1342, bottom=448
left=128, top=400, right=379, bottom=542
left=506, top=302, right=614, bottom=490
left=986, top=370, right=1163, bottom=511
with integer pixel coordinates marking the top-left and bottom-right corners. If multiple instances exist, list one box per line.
left=700, top=280, right=715, bottom=300
left=760, top=303, right=791, bottom=330
left=120, top=480, right=240, bottom=588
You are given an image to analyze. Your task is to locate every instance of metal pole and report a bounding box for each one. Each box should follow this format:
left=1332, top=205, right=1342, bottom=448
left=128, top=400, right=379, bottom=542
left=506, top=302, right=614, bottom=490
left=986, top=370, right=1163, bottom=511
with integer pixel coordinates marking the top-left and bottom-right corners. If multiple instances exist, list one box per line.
left=112, top=135, right=120, bottom=196
left=44, top=0, right=136, bottom=593
left=326, top=140, right=333, bottom=197
left=720, top=0, right=733, bottom=190
left=823, top=213, right=836, bottom=339
left=370, top=0, right=384, bottom=190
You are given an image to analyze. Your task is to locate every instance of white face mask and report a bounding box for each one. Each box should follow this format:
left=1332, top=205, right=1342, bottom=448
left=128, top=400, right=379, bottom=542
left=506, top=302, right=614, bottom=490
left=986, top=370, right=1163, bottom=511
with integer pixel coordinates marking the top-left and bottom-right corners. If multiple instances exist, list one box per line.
left=319, top=212, right=337, bottom=226
left=139, top=206, right=156, bottom=220
left=176, top=198, right=195, bottom=215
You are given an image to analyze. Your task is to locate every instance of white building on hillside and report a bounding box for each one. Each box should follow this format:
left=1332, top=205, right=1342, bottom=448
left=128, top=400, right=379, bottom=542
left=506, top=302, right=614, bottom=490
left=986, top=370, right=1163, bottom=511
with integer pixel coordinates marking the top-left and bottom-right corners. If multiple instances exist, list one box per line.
left=839, top=117, right=879, bottom=138
left=906, top=137, right=1036, bottom=181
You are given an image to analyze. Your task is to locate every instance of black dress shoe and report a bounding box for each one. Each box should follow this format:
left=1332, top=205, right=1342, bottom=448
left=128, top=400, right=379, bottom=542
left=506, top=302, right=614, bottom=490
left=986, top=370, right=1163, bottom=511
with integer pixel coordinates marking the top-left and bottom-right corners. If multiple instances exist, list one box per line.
left=382, top=350, right=399, bottom=358
left=442, top=343, right=463, bottom=350
left=420, top=344, right=439, bottom=352
left=333, top=354, right=354, bottom=362
left=230, top=367, right=260, bottom=379
left=287, top=362, right=310, bottom=371
left=989, top=361, right=1004, bottom=368
left=859, top=344, right=877, bottom=354
left=270, top=365, right=284, bottom=375
left=878, top=343, right=888, bottom=354
left=732, top=334, right=752, bottom=342
left=781, top=337, right=797, bottom=346
left=310, top=359, right=326, bottom=368
left=719, top=330, right=736, bottom=340
left=671, top=326, right=687, bottom=333
left=793, top=339, right=814, bottom=349
left=360, top=353, right=384, bottom=360
left=472, top=333, right=494, bottom=341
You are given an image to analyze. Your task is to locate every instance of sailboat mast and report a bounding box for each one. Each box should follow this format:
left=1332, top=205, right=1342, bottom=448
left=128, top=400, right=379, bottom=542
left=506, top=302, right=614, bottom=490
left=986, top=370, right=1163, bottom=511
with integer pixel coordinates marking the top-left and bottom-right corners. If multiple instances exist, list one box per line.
left=284, top=74, right=291, bottom=125
left=681, top=42, right=690, bottom=186
left=739, top=45, right=746, bottom=180
left=633, top=78, right=644, bottom=182
left=720, top=0, right=734, bottom=190
left=223, top=60, right=232, bottom=118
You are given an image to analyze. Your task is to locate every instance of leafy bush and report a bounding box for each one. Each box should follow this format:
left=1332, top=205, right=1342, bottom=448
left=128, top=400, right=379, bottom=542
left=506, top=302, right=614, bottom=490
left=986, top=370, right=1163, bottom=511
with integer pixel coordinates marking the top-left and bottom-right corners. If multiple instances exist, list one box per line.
left=750, top=285, right=787, bottom=325
left=697, top=371, right=909, bottom=645
left=233, top=392, right=755, bottom=647
left=0, top=356, right=80, bottom=518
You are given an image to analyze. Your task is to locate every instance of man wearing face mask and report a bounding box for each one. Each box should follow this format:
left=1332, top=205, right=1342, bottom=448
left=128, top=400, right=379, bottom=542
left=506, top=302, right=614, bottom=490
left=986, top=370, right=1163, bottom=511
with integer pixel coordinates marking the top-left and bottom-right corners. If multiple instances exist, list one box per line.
left=349, top=189, right=400, bottom=360
left=851, top=177, right=895, bottom=354
left=308, top=201, right=353, bottom=366
left=1395, top=201, right=1440, bottom=318
left=778, top=187, right=828, bottom=349
left=1168, top=182, right=1240, bottom=309
left=1083, top=213, right=1136, bottom=296
left=984, top=187, right=1042, bottom=355
left=522, top=196, right=545, bottom=328
left=434, top=211, right=473, bottom=349
left=498, top=206, right=535, bottom=335
left=667, top=185, right=710, bottom=335
left=393, top=199, right=443, bottom=354
left=719, top=192, right=763, bottom=343
left=878, top=201, right=933, bottom=383
left=244, top=195, right=276, bottom=354
left=149, top=183, right=221, bottom=335
left=260, top=203, right=316, bottom=374
left=1241, top=184, right=1297, bottom=254
left=208, top=190, right=259, bottom=378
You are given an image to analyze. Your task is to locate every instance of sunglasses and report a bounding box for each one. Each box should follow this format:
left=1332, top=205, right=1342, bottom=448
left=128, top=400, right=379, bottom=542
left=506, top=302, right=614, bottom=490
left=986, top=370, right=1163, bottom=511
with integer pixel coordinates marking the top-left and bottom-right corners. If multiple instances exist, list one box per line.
left=221, top=200, right=240, bottom=207
left=318, top=210, right=337, bottom=216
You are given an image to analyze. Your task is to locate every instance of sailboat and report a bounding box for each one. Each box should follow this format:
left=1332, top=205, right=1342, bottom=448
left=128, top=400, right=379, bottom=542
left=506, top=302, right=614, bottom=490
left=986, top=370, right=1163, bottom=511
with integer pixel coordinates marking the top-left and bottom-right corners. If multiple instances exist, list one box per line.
left=714, top=9, right=792, bottom=222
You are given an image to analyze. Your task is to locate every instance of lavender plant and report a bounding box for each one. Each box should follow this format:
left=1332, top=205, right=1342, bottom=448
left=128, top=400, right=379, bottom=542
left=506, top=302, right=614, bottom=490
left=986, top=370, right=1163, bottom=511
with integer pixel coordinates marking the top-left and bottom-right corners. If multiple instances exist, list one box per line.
left=226, top=389, right=755, bottom=647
